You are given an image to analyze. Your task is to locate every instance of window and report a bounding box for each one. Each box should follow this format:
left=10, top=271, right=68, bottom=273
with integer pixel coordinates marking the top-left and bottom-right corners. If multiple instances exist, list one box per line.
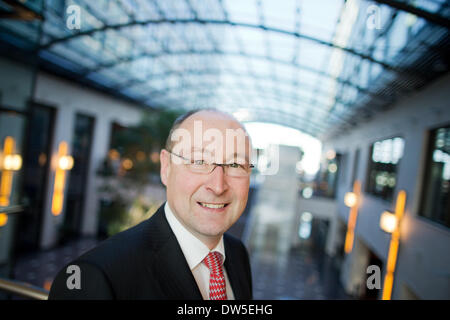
left=366, top=137, right=405, bottom=201
left=313, top=152, right=341, bottom=198
left=420, top=126, right=450, bottom=228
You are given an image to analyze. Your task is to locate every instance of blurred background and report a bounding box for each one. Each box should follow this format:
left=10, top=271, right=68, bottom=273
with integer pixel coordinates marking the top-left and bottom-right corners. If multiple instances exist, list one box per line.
left=0, top=0, right=449, bottom=300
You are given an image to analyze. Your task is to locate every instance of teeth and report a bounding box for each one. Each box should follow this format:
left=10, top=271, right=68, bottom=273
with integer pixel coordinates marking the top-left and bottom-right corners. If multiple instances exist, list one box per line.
left=199, top=202, right=226, bottom=209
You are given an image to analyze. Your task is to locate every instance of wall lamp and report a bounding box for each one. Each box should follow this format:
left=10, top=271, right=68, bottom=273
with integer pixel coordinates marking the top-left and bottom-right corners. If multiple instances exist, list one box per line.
left=51, top=141, right=74, bottom=216
left=380, top=211, right=398, bottom=233
left=381, top=190, right=406, bottom=300
left=344, top=180, right=361, bottom=254
left=0, top=136, right=23, bottom=227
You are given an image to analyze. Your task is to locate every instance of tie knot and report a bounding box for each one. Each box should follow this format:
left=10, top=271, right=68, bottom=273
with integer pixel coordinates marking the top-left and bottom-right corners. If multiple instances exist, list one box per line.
left=203, top=251, right=224, bottom=274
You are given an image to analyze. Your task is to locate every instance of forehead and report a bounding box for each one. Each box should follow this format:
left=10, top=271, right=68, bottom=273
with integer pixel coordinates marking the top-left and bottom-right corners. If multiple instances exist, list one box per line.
left=180, top=111, right=244, bottom=132
left=173, top=111, right=252, bottom=156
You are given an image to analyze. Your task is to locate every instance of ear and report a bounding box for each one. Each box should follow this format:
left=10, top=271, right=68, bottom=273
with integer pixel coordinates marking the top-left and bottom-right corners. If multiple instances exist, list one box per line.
left=160, top=149, right=170, bottom=187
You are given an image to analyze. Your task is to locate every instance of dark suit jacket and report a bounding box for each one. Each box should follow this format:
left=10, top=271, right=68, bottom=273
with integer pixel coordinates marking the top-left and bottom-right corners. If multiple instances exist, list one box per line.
left=48, top=203, right=253, bottom=300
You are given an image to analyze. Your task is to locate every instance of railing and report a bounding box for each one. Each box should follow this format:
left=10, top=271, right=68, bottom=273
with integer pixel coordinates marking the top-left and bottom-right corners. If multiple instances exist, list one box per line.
left=0, top=205, right=25, bottom=215
left=0, top=278, right=49, bottom=300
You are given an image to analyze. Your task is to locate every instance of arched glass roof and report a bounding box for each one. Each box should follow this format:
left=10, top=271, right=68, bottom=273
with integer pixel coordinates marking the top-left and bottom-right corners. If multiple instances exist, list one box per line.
left=1, top=0, right=449, bottom=138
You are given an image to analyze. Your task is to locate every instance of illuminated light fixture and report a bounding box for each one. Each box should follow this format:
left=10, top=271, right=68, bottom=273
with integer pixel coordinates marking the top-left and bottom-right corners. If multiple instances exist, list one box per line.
left=0, top=137, right=23, bottom=211
left=328, top=163, right=337, bottom=173
left=382, top=190, right=407, bottom=300
left=108, top=149, right=120, bottom=161
left=344, top=192, right=357, bottom=208
left=326, top=150, right=336, bottom=160
left=58, top=155, right=74, bottom=171
left=122, top=158, right=133, bottom=170
left=380, top=211, right=397, bottom=233
left=136, top=151, right=146, bottom=162
left=51, top=142, right=74, bottom=216
left=150, top=151, right=160, bottom=163
left=302, top=187, right=313, bottom=199
left=344, top=180, right=361, bottom=254
left=0, top=213, right=7, bottom=227
left=3, top=154, right=22, bottom=171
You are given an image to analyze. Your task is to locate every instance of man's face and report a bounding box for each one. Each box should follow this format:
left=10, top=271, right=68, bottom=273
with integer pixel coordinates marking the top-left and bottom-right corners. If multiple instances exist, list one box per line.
left=160, top=111, right=252, bottom=245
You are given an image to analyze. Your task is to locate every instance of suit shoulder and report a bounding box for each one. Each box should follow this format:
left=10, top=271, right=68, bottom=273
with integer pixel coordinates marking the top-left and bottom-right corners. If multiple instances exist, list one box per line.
left=76, top=217, right=152, bottom=269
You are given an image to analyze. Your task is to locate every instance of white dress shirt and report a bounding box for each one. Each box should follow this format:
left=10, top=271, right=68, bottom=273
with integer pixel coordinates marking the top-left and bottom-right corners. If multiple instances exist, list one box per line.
left=164, top=202, right=235, bottom=300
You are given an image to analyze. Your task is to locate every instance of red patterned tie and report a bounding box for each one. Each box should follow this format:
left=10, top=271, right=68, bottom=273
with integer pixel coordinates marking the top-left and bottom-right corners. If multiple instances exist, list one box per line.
left=203, top=251, right=227, bottom=300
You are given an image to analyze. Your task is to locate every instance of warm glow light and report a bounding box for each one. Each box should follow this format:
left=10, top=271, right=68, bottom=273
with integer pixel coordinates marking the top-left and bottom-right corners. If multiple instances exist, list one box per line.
left=382, top=273, right=394, bottom=300
left=108, top=149, right=120, bottom=161
left=380, top=211, right=397, bottom=233
left=0, top=171, right=12, bottom=206
left=3, top=154, right=22, bottom=171
left=52, top=142, right=73, bottom=216
left=0, top=213, right=7, bottom=227
left=344, top=192, right=357, bottom=207
left=52, top=166, right=66, bottom=216
left=38, top=153, right=47, bottom=167
left=150, top=152, right=160, bottom=163
left=382, top=190, right=407, bottom=300
left=326, top=150, right=336, bottom=160
left=344, top=181, right=361, bottom=254
left=122, top=158, right=133, bottom=170
left=58, top=155, right=74, bottom=170
left=136, top=151, right=146, bottom=162
left=0, top=136, right=21, bottom=207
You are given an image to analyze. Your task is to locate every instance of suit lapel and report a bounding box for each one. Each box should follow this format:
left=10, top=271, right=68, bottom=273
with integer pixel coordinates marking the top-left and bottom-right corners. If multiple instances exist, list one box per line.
left=143, top=204, right=203, bottom=300
left=224, top=235, right=246, bottom=300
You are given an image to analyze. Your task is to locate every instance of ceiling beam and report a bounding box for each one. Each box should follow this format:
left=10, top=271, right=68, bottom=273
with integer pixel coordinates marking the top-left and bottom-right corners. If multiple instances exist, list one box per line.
left=0, top=0, right=43, bottom=20
left=82, top=49, right=376, bottom=98
left=40, top=17, right=397, bottom=70
left=372, top=0, right=450, bottom=29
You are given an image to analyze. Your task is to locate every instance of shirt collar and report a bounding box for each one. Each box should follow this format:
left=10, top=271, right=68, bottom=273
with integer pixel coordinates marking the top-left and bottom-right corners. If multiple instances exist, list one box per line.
left=164, top=202, right=225, bottom=270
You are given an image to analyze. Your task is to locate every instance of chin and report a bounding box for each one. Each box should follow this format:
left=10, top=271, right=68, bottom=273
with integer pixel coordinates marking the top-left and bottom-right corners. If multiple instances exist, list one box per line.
left=197, top=221, right=230, bottom=238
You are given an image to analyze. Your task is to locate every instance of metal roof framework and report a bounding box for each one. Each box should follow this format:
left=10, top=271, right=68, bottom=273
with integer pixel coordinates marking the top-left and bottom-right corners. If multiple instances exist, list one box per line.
left=1, top=0, right=449, bottom=139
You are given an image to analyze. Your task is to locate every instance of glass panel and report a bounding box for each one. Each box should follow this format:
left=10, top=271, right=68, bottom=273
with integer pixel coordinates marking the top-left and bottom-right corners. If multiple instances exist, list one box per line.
left=366, top=137, right=405, bottom=201
left=420, top=125, right=450, bottom=228
left=61, top=113, right=95, bottom=242
left=0, top=111, right=26, bottom=280
left=18, top=104, right=55, bottom=252
left=310, top=153, right=342, bottom=199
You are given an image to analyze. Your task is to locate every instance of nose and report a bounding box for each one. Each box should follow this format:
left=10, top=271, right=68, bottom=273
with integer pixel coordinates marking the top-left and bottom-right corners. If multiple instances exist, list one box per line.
left=204, top=165, right=229, bottom=195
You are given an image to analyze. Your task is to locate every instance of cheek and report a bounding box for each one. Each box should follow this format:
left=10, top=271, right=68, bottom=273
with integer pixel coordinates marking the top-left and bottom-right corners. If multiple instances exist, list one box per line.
left=169, top=169, right=201, bottom=201
left=232, top=180, right=250, bottom=207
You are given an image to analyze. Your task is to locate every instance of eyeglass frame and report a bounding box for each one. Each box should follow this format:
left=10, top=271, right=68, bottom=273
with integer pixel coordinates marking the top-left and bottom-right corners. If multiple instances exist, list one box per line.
left=166, top=150, right=254, bottom=177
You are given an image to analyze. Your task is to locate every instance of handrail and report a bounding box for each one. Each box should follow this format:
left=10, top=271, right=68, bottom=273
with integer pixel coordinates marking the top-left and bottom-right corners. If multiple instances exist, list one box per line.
left=0, top=278, right=49, bottom=300
left=0, top=205, right=25, bottom=216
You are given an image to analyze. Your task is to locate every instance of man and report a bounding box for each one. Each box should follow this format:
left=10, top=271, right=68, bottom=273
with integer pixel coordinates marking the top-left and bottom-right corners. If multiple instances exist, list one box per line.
left=49, top=109, right=253, bottom=300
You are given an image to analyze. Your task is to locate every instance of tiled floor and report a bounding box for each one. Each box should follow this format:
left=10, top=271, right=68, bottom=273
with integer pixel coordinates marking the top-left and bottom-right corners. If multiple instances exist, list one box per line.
left=13, top=238, right=99, bottom=291
left=250, top=244, right=350, bottom=300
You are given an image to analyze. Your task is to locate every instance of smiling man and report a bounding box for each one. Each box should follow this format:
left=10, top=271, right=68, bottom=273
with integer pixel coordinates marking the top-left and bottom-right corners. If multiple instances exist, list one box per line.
left=49, top=109, right=253, bottom=300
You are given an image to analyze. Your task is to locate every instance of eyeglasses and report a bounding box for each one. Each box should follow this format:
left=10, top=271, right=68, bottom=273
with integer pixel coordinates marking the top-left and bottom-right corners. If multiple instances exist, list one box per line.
left=167, top=150, right=254, bottom=177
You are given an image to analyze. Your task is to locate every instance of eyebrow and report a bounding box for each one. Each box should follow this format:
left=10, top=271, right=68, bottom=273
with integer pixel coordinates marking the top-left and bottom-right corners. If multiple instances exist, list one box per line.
left=226, top=152, right=250, bottom=163
left=189, top=148, right=249, bottom=163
